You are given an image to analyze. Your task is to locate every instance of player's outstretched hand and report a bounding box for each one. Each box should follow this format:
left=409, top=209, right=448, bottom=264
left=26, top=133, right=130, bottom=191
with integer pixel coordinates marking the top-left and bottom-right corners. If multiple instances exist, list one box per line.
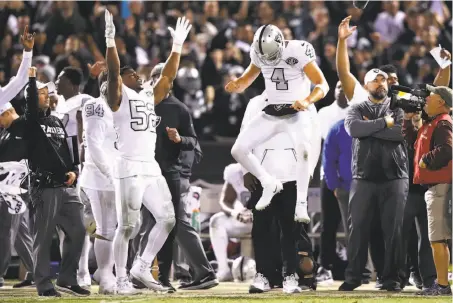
left=88, top=61, right=106, bottom=79
left=291, top=99, right=310, bottom=111
left=21, top=25, right=35, bottom=52
left=105, top=9, right=116, bottom=39
left=225, top=79, right=242, bottom=93
left=168, top=16, right=192, bottom=46
left=338, top=16, right=357, bottom=41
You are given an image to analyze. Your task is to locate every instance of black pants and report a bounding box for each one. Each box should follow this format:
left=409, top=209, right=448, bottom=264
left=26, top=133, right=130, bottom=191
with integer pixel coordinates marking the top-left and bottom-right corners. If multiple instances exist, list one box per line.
left=345, top=179, right=408, bottom=287
left=250, top=181, right=311, bottom=279
left=30, top=187, right=85, bottom=293
left=400, top=190, right=436, bottom=288
left=156, top=171, right=214, bottom=282
left=319, top=179, right=344, bottom=273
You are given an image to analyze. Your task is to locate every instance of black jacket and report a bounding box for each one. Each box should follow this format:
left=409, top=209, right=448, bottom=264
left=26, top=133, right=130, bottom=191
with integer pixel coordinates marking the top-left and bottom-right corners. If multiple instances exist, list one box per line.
left=155, top=95, right=197, bottom=173
left=9, top=77, right=78, bottom=185
left=344, top=98, right=408, bottom=181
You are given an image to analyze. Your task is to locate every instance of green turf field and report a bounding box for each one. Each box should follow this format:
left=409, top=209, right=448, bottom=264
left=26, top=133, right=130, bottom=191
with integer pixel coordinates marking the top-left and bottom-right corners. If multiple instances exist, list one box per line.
left=0, top=281, right=451, bottom=303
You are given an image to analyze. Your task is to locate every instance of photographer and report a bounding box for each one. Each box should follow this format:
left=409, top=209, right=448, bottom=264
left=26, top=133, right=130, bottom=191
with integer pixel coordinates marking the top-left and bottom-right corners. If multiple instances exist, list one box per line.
left=402, top=86, right=452, bottom=296
left=0, top=67, right=89, bottom=297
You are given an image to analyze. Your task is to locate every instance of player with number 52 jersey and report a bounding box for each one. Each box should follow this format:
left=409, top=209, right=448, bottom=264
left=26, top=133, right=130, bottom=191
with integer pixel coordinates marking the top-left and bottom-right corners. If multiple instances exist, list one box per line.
left=226, top=25, right=328, bottom=227
left=101, top=10, right=192, bottom=294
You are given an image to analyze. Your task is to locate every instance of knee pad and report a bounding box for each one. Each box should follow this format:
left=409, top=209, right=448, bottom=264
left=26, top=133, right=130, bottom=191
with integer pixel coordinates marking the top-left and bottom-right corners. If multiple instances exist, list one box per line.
left=96, top=226, right=116, bottom=241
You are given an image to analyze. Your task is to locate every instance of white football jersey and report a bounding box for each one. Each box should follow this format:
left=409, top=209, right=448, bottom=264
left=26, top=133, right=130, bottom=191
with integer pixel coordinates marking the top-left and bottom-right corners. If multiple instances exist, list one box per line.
left=250, top=40, right=316, bottom=105
left=58, top=94, right=93, bottom=137
left=223, top=163, right=250, bottom=206
left=80, top=97, right=117, bottom=191
left=112, top=85, right=161, bottom=177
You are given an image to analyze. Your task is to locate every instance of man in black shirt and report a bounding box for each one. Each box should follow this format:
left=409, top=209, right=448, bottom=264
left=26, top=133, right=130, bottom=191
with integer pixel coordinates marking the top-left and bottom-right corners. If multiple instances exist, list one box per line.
left=337, top=17, right=408, bottom=291
left=0, top=67, right=89, bottom=297
left=149, top=64, right=217, bottom=291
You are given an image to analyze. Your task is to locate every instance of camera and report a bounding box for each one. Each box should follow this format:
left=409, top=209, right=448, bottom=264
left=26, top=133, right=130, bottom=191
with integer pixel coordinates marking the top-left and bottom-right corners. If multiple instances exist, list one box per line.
left=389, top=84, right=429, bottom=113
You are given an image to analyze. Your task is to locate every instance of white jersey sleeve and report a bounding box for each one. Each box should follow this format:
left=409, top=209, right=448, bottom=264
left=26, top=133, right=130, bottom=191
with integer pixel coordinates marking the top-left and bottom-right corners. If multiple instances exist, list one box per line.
left=348, top=80, right=369, bottom=105
left=295, top=40, right=316, bottom=70
left=83, top=102, right=113, bottom=181
left=250, top=48, right=262, bottom=69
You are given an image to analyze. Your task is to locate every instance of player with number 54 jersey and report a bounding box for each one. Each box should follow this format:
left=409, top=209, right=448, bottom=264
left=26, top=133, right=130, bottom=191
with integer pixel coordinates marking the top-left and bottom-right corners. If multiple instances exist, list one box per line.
left=226, top=25, right=327, bottom=227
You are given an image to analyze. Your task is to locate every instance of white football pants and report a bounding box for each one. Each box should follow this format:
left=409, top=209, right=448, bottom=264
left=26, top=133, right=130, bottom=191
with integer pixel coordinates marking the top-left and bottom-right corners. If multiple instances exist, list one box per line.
left=80, top=187, right=117, bottom=282
left=113, top=175, right=175, bottom=278
left=209, top=212, right=252, bottom=274
left=232, top=106, right=318, bottom=203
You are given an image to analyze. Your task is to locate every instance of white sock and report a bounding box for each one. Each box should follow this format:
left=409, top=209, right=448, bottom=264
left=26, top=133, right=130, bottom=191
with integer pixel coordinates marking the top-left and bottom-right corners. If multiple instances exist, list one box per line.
left=232, top=149, right=272, bottom=185
left=295, top=145, right=310, bottom=203
left=57, top=228, right=65, bottom=256
left=140, top=220, right=171, bottom=264
left=209, top=225, right=230, bottom=273
left=113, top=227, right=130, bottom=278
left=78, top=234, right=91, bottom=276
left=94, top=238, right=114, bottom=278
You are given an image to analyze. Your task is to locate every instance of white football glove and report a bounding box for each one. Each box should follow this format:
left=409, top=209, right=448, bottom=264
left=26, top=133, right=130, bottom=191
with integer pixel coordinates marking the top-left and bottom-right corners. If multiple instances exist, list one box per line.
left=104, top=9, right=116, bottom=47
left=168, top=16, right=192, bottom=53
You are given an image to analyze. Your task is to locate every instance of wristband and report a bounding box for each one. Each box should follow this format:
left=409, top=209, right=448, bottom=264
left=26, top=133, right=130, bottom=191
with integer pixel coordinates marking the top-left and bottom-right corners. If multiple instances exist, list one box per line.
left=171, top=43, right=183, bottom=54
left=106, top=38, right=116, bottom=48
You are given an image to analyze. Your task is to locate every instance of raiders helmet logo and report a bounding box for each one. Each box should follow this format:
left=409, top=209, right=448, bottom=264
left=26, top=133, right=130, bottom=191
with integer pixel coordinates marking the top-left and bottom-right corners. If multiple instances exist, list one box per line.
left=273, top=104, right=285, bottom=111
left=285, top=57, right=299, bottom=66
left=274, top=33, right=282, bottom=44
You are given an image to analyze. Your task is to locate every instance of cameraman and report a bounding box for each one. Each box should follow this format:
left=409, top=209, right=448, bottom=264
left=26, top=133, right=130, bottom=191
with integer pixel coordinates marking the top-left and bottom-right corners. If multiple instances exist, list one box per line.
left=0, top=67, right=89, bottom=297
left=403, top=86, right=452, bottom=296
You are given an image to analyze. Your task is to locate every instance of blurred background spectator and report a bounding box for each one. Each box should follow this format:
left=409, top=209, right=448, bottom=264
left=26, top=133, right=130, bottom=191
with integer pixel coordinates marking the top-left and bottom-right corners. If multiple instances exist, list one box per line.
left=0, top=0, right=451, bottom=139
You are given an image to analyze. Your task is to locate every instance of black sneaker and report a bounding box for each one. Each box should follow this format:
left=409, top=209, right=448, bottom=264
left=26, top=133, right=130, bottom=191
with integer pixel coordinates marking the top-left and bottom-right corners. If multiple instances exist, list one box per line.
left=409, top=272, right=423, bottom=290
left=56, top=284, right=90, bottom=296
left=381, top=281, right=402, bottom=292
left=178, top=274, right=219, bottom=290
left=39, top=288, right=61, bottom=297
left=338, top=281, right=360, bottom=291
left=13, top=279, right=34, bottom=288
left=160, top=279, right=176, bottom=293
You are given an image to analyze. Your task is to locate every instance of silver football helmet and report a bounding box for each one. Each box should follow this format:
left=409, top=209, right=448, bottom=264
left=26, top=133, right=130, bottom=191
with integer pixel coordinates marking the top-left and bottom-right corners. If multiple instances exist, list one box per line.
left=252, top=24, right=284, bottom=66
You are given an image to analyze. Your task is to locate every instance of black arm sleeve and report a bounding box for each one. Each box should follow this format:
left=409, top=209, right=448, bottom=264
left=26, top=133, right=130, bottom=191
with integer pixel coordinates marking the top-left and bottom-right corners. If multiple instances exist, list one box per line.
left=25, top=77, right=39, bottom=121
left=83, top=77, right=100, bottom=98
left=178, top=106, right=197, bottom=151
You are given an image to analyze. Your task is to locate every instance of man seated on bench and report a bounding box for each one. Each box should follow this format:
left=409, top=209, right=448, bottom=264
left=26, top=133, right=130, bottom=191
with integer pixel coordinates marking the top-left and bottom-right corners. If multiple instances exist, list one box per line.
left=209, top=162, right=253, bottom=282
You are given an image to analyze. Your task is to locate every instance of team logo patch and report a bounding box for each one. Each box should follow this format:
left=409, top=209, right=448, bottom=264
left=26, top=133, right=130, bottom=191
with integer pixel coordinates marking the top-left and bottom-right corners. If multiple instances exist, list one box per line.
left=273, top=105, right=285, bottom=111
left=285, top=57, right=299, bottom=66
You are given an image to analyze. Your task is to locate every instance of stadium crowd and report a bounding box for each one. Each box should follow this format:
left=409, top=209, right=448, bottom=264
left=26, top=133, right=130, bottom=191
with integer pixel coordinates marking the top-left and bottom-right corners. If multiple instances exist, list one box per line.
left=1, top=0, right=451, bottom=139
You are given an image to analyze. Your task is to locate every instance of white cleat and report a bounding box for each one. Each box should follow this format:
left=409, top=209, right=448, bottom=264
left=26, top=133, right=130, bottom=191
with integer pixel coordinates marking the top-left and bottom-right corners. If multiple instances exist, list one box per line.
left=249, top=273, right=271, bottom=293
left=99, top=284, right=116, bottom=295
left=255, top=179, right=283, bottom=210
left=77, top=273, right=92, bottom=288
left=217, top=270, right=233, bottom=282
left=130, top=257, right=169, bottom=292
left=294, top=201, right=310, bottom=223
left=116, top=277, right=141, bottom=295
left=283, top=274, right=301, bottom=294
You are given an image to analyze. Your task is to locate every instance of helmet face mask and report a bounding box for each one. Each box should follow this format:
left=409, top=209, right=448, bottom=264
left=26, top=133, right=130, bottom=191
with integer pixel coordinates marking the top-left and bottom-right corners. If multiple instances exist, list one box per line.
left=253, top=25, right=284, bottom=66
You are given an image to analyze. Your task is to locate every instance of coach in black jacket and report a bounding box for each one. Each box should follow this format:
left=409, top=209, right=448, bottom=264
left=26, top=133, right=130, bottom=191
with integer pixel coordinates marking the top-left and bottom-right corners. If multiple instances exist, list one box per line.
left=141, top=64, right=217, bottom=291
left=0, top=68, right=88, bottom=297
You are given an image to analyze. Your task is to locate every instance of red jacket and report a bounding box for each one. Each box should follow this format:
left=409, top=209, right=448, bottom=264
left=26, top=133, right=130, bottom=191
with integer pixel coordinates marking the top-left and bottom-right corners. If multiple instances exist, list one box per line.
left=413, top=114, right=452, bottom=185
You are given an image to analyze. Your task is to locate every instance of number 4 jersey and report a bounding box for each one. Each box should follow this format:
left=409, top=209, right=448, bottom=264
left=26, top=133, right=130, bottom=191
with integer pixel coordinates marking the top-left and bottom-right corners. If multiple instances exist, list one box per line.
left=250, top=40, right=316, bottom=105
left=112, top=84, right=161, bottom=178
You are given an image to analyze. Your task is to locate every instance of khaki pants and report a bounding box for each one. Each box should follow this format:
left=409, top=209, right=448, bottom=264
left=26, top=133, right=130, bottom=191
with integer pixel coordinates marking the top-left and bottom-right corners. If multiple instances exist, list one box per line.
left=425, top=184, right=452, bottom=242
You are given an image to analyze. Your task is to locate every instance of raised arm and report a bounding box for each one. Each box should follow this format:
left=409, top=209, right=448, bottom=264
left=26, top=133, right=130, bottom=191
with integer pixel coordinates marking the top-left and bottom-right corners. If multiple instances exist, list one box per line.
left=433, top=49, right=451, bottom=87
left=25, top=67, right=39, bottom=121
left=336, top=16, right=358, bottom=101
left=154, top=17, right=192, bottom=104
left=104, top=10, right=122, bottom=111
left=225, top=63, right=261, bottom=94
left=0, top=25, right=34, bottom=107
